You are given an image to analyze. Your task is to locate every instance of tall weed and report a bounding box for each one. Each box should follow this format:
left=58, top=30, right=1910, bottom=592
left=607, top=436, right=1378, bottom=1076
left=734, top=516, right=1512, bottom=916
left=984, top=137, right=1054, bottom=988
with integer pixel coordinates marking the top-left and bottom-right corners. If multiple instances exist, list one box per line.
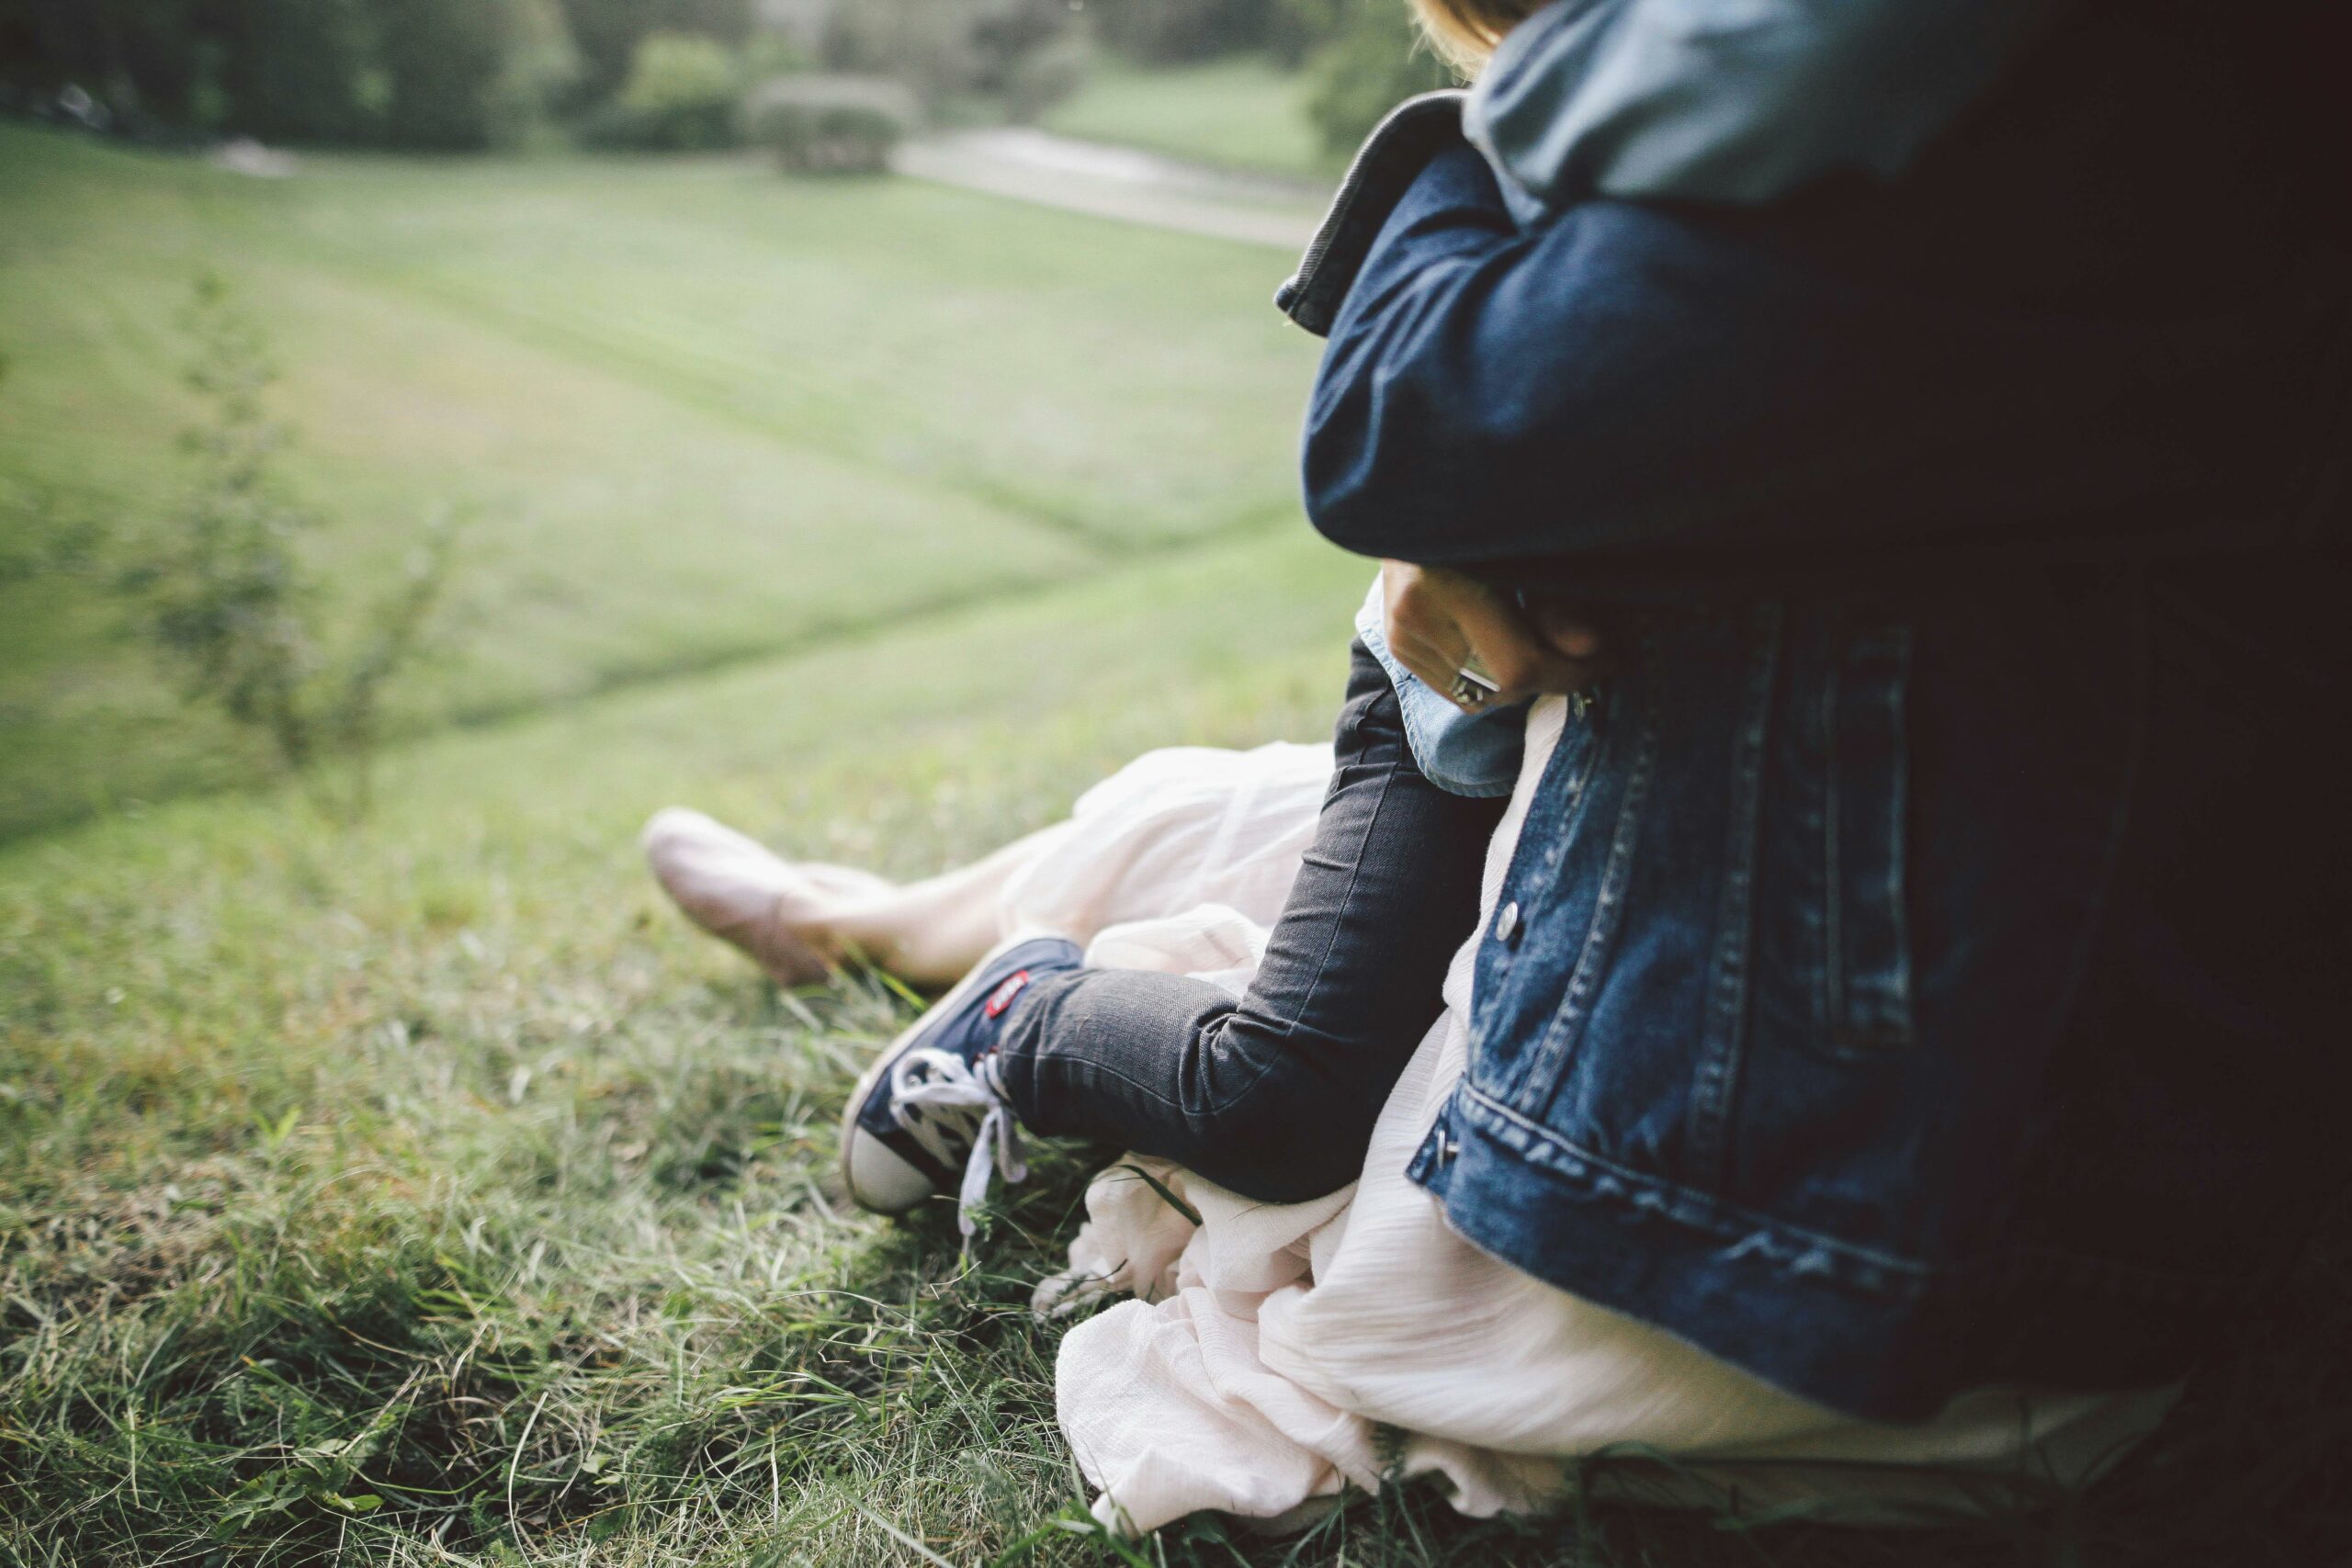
left=115, top=274, right=460, bottom=822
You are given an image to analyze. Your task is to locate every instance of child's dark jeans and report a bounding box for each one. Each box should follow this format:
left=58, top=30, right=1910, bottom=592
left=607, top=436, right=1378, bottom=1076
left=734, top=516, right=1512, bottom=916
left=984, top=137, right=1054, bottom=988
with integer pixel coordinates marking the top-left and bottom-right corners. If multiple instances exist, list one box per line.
left=989, top=640, right=1507, bottom=1202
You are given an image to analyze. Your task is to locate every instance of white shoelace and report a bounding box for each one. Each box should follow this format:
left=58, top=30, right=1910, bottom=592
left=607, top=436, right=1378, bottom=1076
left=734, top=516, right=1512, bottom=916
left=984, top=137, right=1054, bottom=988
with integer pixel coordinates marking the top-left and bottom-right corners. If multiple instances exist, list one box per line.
left=888, top=1046, right=1026, bottom=1238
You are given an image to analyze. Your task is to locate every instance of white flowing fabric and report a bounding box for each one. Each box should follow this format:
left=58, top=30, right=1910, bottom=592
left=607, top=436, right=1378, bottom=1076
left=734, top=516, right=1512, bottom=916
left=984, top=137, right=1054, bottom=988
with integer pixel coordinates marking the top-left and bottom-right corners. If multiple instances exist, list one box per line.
left=998, top=703, right=2175, bottom=1535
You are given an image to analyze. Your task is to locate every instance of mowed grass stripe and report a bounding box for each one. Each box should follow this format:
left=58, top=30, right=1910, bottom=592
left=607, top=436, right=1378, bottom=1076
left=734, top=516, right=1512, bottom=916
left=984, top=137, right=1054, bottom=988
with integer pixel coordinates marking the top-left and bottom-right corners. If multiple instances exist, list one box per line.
left=0, top=129, right=1320, bottom=840
left=248, top=219, right=1129, bottom=556
left=263, top=151, right=1319, bottom=546
left=0, top=240, right=1100, bottom=839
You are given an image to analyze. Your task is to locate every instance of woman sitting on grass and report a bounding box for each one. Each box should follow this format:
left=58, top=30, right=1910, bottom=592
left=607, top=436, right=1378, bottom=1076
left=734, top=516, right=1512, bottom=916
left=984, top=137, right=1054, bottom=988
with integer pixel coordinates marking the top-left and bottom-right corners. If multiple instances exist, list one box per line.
left=648, top=0, right=2348, bottom=1535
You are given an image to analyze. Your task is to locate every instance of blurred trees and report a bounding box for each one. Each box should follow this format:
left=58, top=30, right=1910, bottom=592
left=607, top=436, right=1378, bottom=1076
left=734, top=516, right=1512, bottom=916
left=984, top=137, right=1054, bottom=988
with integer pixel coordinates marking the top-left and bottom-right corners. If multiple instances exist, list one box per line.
left=374, top=0, right=513, bottom=149
left=818, top=0, right=1085, bottom=123
left=0, top=0, right=1091, bottom=148
left=1283, top=0, right=1454, bottom=154
left=744, top=73, right=915, bottom=173
left=555, top=0, right=750, bottom=108
left=219, top=0, right=384, bottom=144
left=1089, top=0, right=1277, bottom=63
left=0, top=0, right=571, bottom=147
left=0, top=0, right=1446, bottom=158
left=585, top=31, right=741, bottom=150
left=1083, top=0, right=1457, bottom=153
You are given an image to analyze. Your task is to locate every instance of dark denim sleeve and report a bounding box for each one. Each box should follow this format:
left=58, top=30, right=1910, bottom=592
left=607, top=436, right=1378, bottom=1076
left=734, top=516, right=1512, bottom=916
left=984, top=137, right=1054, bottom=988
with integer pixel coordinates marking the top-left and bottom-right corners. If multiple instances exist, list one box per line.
left=1301, top=146, right=2346, bottom=589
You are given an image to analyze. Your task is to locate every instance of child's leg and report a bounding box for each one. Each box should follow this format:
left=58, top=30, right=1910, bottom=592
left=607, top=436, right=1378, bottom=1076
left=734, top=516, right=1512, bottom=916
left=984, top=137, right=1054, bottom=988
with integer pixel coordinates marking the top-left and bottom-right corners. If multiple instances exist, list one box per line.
left=809, top=823, right=1079, bottom=986
left=644, top=810, right=1075, bottom=988
left=990, top=641, right=1506, bottom=1202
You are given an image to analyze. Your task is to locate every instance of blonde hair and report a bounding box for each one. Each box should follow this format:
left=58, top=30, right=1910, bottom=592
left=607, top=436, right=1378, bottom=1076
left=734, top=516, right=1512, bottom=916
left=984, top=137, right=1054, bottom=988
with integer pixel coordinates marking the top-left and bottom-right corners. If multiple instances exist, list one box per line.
left=1409, top=0, right=1541, bottom=73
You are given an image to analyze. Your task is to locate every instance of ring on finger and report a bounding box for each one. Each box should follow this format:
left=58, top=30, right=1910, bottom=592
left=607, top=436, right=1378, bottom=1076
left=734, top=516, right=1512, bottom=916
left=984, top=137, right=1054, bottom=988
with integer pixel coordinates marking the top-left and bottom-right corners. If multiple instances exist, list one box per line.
left=1450, top=662, right=1501, bottom=710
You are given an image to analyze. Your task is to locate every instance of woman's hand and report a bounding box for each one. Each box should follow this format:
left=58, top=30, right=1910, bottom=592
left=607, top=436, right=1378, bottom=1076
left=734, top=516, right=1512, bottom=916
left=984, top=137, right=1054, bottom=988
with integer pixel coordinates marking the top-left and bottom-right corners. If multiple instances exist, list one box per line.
left=1381, top=561, right=1602, bottom=711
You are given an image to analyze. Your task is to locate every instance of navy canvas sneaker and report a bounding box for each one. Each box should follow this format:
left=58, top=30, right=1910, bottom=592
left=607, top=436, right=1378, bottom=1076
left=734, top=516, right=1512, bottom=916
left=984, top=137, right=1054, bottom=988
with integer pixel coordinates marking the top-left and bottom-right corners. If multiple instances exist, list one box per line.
left=838, top=931, right=1081, bottom=1235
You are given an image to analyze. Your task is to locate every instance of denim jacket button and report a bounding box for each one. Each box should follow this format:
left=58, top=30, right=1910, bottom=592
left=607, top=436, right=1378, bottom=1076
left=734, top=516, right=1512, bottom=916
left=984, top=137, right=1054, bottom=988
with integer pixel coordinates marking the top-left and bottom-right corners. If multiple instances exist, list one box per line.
left=1495, top=900, right=1521, bottom=945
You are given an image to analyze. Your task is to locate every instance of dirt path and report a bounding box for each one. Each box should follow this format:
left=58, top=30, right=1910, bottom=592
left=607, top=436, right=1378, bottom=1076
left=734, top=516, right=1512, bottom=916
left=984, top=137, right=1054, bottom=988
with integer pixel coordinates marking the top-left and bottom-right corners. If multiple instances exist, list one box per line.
left=893, top=128, right=1329, bottom=252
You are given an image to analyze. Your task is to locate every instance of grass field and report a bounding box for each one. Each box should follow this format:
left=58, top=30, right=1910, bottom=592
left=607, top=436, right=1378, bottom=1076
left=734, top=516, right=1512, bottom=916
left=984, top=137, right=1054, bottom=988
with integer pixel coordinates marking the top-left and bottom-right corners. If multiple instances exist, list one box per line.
left=5, top=122, right=2349, bottom=1567
left=1041, top=57, right=1333, bottom=181
left=0, top=125, right=1320, bottom=840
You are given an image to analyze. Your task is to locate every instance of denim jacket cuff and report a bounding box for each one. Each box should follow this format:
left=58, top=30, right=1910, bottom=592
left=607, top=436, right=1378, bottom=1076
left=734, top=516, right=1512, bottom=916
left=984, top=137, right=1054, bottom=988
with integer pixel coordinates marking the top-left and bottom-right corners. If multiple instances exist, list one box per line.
left=1353, top=576, right=1526, bottom=799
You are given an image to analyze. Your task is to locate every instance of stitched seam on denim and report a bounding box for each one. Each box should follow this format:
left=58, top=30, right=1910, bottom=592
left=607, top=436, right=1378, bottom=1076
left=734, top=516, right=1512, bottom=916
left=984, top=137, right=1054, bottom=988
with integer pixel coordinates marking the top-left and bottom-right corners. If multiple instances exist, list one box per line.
left=1689, top=604, right=1781, bottom=1187
left=1359, top=608, right=1512, bottom=798
left=1512, top=682, right=1648, bottom=1101
left=1829, top=623, right=1916, bottom=1050
left=1510, top=710, right=1605, bottom=928
left=1391, top=671, right=1443, bottom=788
left=1544, top=705, right=1604, bottom=842
left=1457, top=1083, right=1942, bottom=1285
left=1189, top=740, right=1415, bottom=1124
left=998, top=971, right=1212, bottom=1122
left=1024, top=1040, right=1197, bottom=1120
left=1514, top=668, right=1657, bottom=1110
left=1815, top=621, right=1920, bottom=1058
left=1390, top=660, right=1520, bottom=796
left=1423, top=727, right=1521, bottom=799
left=1467, top=702, right=1600, bottom=1080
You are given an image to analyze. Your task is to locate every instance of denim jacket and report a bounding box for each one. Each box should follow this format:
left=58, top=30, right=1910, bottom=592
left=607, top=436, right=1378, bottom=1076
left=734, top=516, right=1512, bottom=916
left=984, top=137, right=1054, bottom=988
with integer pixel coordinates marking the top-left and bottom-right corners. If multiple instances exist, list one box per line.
left=1280, top=5, right=2350, bottom=1421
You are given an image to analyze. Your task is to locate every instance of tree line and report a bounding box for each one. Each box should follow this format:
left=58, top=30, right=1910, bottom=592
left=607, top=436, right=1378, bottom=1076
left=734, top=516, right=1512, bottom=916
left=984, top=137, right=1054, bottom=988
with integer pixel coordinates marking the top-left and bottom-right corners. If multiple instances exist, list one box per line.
left=0, top=0, right=1449, bottom=155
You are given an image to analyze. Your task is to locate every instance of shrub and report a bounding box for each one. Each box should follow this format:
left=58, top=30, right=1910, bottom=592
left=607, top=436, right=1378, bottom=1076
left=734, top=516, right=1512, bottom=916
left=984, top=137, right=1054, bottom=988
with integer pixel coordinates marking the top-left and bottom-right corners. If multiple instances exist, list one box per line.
left=372, top=0, right=514, bottom=149
left=1300, top=0, right=1456, bottom=158
left=113, top=276, right=460, bottom=822
left=558, top=0, right=754, bottom=107
left=742, top=74, right=917, bottom=175
left=1090, top=0, right=1275, bottom=63
left=585, top=30, right=742, bottom=149
left=819, top=0, right=1082, bottom=118
left=484, top=0, right=584, bottom=149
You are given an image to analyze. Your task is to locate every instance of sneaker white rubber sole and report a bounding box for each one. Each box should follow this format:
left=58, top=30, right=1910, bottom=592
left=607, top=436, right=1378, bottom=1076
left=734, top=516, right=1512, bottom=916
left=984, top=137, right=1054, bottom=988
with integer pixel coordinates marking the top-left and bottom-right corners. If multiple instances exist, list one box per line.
left=836, top=930, right=1065, bottom=1216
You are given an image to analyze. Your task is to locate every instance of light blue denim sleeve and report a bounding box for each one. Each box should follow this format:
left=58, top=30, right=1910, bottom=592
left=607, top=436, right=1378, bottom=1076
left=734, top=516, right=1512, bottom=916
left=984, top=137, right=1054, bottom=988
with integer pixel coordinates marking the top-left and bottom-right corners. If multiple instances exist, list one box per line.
left=1464, top=0, right=2057, bottom=220
left=1353, top=577, right=1525, bottom=799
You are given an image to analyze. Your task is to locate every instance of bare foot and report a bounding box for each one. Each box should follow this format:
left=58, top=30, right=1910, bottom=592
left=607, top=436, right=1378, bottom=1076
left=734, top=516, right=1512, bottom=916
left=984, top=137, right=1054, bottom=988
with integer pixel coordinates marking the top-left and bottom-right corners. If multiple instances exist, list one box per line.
left=797, top=863, right=897, bottom=902
left=640, top=808, right=891, bottom=986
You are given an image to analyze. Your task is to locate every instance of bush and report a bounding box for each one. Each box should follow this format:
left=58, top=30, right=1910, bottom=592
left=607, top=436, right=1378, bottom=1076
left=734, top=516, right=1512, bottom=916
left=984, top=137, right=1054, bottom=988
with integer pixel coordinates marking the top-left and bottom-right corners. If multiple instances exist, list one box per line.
left=586, top=30, right=742, bottom=149
left=742, top=73, right=917, bottom=175
left=484, top=0, right=584, bottom=149
left=1300, top=0, right=1455, bottom=158
left=558, top=0, right=753, bottom=107
left=225, top=0, right=387, bottom=145
left=372, top=0, right=514, bottom=149
left=819, top=0, right=971, bottom=108
left=113, top=276, right=460, bottom=822
left=1090, top=0, right=1276, bottom=63
left=819, top=0, right=1083, bottom=118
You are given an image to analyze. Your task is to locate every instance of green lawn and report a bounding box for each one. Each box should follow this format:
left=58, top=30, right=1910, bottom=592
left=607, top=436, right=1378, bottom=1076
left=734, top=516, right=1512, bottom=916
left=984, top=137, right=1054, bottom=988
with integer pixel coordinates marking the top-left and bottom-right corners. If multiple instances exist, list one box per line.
left=8, top=521, right=2341, bottom=1568
left=1042, top=56, right=1335, bottom=182
left=0, top=125, right=1320, bottom=840
left=3, top=124, right=2345, bottom=1568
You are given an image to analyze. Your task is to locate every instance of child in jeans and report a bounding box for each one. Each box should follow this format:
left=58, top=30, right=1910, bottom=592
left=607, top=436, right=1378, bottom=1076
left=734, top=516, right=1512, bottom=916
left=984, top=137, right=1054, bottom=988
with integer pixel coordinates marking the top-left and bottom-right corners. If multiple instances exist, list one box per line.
left=818, top=526, right=1608, bottom=1227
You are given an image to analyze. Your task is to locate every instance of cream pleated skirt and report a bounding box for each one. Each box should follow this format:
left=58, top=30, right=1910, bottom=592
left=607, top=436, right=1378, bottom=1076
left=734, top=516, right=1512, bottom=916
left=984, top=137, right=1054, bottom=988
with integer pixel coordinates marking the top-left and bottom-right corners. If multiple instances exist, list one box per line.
left=994, top=697, right=2174, bottom=1535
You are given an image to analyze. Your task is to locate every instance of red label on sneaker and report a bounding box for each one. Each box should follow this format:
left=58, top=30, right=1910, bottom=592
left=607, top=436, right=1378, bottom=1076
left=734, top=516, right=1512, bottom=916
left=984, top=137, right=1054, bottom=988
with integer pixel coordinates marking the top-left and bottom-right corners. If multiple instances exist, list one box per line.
left=983, top=969, right=1032, bottom=1020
